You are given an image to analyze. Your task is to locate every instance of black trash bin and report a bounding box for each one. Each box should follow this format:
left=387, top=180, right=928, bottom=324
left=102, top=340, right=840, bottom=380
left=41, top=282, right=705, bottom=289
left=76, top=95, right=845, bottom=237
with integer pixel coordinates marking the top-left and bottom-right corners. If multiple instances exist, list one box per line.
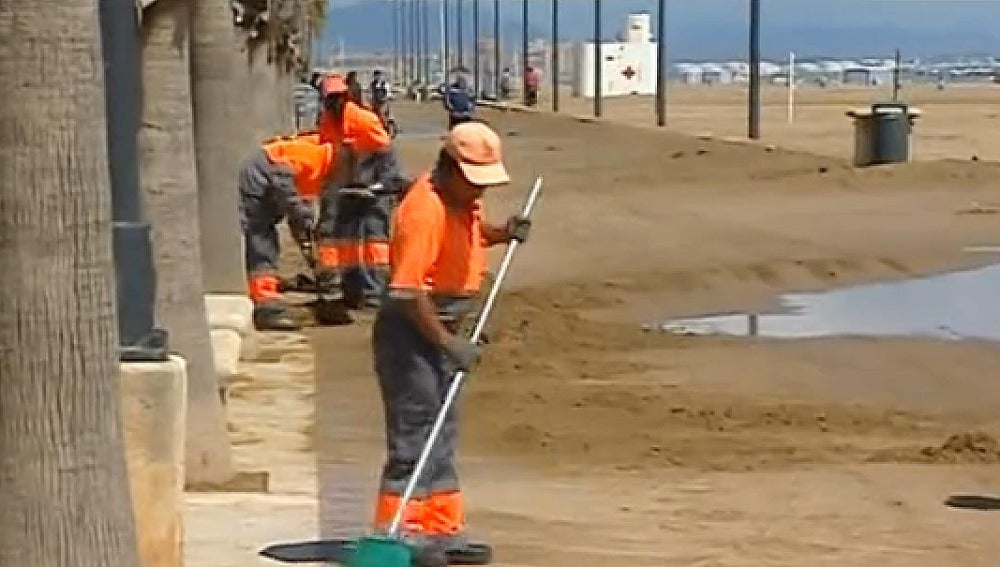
left=846, top=103, right=920, bottom=167
left=870, top=103, right=911, bottom=165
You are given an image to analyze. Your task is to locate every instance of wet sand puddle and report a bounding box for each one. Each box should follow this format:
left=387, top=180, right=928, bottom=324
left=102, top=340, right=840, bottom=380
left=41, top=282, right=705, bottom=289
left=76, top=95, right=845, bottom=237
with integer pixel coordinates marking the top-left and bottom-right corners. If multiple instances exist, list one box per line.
left=655, top=263, right=1000, bottom=341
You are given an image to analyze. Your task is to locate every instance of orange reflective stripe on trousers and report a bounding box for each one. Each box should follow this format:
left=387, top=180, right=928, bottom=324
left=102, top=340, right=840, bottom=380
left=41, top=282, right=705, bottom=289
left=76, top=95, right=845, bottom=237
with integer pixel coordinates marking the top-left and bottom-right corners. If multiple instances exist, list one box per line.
left=316, top=244, right=339, bottom=270
left=335, top=240, right=390, bottom=268
left=424, top=491, right=465, bottom=536
left=374, top=492, right=425, bottom=534
left=248, top=273, right=282, bottom=304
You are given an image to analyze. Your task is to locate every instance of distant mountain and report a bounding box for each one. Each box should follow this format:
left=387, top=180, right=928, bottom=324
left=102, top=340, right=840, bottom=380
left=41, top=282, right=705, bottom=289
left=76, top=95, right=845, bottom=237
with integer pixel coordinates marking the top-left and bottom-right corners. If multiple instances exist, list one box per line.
left=318, top=0, right=1000, bottom=61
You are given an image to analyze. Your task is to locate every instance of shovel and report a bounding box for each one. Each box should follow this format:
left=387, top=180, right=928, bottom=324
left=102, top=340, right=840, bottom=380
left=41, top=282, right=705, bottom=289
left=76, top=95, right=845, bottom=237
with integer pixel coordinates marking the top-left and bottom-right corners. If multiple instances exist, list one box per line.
left=356, top=176, right=544, bottom=567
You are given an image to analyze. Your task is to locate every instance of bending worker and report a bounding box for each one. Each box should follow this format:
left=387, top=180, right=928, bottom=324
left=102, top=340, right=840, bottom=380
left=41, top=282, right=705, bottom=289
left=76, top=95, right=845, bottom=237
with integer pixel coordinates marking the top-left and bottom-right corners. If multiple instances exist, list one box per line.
left=317, top=74, right=407, bottom=309
left=371, top=121, right=531, bottom=563
left=239, top=131, right=340, bottom=331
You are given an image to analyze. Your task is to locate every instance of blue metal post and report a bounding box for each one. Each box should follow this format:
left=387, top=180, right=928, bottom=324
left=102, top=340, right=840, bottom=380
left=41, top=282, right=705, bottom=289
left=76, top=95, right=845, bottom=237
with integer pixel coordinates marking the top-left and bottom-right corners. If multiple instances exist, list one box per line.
left=473, top=0, right=480, bottom=97
left=656, top=0, right=666, bottom=126
left=98, top=0, right=168, bottom=362
left=594, top=0, right=602, bottom=117
left=552, top=0, right=559, bottom=112
left=749, top=0, right=761, bottom=139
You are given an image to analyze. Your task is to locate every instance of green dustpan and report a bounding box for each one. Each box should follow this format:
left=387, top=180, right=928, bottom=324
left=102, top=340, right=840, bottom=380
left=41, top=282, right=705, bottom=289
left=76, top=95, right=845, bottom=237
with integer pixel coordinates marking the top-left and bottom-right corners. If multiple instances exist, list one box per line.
left=351, top=535, right=413, bottom=567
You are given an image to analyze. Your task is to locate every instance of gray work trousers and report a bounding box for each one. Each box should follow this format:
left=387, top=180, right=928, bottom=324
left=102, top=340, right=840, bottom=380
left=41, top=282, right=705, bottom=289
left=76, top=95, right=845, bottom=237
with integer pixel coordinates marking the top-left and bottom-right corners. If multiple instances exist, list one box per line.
left=238, top=151, right=286, bottom=278
left=318, top=149, right=409, bottom=302
left=239, top=150, right=323, bottom=281
left=373, top=303, right=460, bottom=497
left=317, top=191, right=394, bottom=303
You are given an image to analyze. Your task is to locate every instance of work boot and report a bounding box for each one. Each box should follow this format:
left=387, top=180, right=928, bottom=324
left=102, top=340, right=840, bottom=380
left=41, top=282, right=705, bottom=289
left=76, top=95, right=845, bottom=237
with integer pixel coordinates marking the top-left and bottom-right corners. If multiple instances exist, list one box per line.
left=342, top=288, right=365, bottom=310
left=314, top=298, right=354, bottom=326
left=408, top=539, right=448, bottom=567
left=429, top=535, right=493, bottom=566
left=253, top=303, right=301, bottom=332
left=311, top=269, right=353, bottom=325
left=342, top=289, right=382, bottom=311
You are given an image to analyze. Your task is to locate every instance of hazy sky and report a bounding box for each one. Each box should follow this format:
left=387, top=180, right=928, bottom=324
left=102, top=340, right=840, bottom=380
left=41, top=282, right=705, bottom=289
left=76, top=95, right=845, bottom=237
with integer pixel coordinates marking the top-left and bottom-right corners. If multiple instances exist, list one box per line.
left=332, top=0, right=1000, bottom=26
left=325, top=0, right=1000, bottom=58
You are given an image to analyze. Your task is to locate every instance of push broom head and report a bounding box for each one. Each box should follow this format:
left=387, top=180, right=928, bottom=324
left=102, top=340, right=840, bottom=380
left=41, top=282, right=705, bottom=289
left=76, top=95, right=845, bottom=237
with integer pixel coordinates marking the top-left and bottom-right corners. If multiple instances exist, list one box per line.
left=351, top=535, right=413, bottom=567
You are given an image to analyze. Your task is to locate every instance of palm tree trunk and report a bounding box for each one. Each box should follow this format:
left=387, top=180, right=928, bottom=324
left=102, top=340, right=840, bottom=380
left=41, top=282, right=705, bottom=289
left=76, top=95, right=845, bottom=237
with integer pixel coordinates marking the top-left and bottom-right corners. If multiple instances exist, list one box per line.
left=0, top=0, right=140, bottom=564
left=191, top=0, right=253, bottom=294
left=245, top=41, right=295, bottom=140
left=139, top=0, right=236, bottom=485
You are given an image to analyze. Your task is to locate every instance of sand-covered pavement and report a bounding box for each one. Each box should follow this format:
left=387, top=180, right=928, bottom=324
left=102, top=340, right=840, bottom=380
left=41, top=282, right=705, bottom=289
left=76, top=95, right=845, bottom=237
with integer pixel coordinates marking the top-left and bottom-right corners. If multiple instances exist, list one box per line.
left=188, top=98, right=1000, bottom=567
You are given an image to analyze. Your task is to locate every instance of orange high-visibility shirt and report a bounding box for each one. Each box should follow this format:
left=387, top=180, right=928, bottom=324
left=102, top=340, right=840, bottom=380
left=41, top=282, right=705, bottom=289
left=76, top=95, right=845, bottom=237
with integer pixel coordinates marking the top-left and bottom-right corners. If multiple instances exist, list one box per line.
left=389, top=173, right=487, bottom=296
left=262, top=136, right=336, bottom=200
left=319, top=101, right=392, bottom=154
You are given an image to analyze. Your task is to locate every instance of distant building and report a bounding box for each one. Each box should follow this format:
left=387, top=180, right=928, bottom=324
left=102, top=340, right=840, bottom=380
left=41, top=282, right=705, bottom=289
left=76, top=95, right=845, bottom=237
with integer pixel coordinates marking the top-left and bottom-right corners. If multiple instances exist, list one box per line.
left=842, top=66, right=892, bottom=86
left=675, top=63, right=703, bottom=85
left=699, top=63, right=733, bottom=85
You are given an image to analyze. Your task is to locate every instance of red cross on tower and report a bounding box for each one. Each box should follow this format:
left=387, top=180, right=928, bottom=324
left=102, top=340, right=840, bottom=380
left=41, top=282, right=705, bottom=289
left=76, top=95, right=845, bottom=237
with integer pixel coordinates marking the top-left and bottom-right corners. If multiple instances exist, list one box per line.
left=622, top=66, right=637, bottom=80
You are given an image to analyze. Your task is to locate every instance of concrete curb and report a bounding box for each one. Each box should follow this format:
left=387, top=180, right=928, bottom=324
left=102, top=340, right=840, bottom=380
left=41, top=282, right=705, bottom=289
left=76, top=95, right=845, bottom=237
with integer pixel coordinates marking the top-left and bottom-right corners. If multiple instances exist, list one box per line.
left=205, top=293, right=254, bottom=337
left=205, top=293, right=259, bottom=403
left=122, top=355, right=188, bottom=567
left=205, top=291, right=258, bottom=365
left=477, top=99, right=603, bottom=125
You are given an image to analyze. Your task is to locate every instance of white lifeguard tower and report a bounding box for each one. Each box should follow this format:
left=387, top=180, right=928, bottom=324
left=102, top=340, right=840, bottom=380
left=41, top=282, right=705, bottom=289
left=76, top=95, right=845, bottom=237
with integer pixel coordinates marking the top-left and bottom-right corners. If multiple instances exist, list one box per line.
left=573, top=12, right=658, bottom=99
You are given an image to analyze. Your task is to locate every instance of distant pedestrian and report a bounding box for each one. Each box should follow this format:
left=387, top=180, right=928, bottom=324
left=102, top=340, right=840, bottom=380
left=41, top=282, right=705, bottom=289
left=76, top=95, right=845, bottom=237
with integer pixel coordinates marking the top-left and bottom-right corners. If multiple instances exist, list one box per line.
left=346, top=70, right=365, bottom=107
left=499, top=67, right=512, bottom=100
left=524, top=65, right=541, bottom=107
left=442, top=75, right=476, bottom=129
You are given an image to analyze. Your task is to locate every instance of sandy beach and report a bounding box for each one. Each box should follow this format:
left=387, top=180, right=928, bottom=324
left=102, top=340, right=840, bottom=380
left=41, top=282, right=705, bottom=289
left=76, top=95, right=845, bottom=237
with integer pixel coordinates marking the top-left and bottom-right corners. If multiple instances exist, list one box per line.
left=188, top=86, right=1000, bottom=567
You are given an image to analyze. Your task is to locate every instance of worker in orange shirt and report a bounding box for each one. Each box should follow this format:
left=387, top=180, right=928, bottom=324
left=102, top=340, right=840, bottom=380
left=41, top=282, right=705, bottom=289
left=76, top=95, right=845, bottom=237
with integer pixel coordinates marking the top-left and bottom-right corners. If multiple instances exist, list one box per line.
left=239, top=132, right=347, bottom=331
left=315, top=73, right=409, bottom=310
left=371, top=121, right=531, bottom=566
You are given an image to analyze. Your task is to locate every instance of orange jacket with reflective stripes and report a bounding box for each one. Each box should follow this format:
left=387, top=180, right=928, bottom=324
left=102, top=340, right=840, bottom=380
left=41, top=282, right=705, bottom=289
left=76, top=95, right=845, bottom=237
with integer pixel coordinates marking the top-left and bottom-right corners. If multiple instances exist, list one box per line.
left=387, top=172, right=488, bottom=297
left=318, top=101, right=392, bottom=154
left=262, top=135, right=336, bottom=200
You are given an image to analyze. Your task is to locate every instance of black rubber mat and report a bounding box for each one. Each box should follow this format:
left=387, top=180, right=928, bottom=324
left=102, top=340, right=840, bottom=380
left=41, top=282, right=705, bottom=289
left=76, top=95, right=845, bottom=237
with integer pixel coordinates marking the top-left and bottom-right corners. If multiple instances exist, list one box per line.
left=259, top=539, right=492, bottom=565
left=945, top=494, right=1000, bottom=511
left=259, top=539, right=356, bottom=564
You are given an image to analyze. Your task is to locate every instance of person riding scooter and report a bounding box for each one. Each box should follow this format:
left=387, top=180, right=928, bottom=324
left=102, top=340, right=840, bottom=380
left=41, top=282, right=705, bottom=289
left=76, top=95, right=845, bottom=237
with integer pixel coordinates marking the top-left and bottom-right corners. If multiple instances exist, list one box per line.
left=442, top=75, right=476, bottom=129
left=369, top=69, right=397, bottom=138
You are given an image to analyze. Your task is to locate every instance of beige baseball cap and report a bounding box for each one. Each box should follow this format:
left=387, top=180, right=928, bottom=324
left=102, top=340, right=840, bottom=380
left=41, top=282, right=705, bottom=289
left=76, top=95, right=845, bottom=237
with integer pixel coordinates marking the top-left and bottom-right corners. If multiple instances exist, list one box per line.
left=443, top=121, right=511, bottom=186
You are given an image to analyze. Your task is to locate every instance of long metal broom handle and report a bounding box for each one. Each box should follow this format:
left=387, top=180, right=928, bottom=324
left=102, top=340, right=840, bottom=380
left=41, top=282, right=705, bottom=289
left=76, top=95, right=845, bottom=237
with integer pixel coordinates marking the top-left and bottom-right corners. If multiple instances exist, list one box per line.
left=388, top=176, right=544, bottom=537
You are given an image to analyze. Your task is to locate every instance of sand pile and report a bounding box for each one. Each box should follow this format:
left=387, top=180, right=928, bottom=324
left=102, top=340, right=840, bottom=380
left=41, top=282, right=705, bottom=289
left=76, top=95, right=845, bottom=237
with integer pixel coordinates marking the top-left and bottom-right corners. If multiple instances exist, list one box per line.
left=869, top=432, right=1000, bottom=464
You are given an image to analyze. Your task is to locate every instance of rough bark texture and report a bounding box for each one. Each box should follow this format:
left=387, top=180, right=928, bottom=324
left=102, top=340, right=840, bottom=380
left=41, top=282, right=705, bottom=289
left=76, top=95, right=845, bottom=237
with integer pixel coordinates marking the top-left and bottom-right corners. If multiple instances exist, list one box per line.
left=0, top=1, right=141, bottom=565
left=191, top=0, right=252, bottom=294
left=276, top=66, right=296, bottom=129
left=245, top=41, right=296, bottom=141
left=139, top=0, right=236, bottom=485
